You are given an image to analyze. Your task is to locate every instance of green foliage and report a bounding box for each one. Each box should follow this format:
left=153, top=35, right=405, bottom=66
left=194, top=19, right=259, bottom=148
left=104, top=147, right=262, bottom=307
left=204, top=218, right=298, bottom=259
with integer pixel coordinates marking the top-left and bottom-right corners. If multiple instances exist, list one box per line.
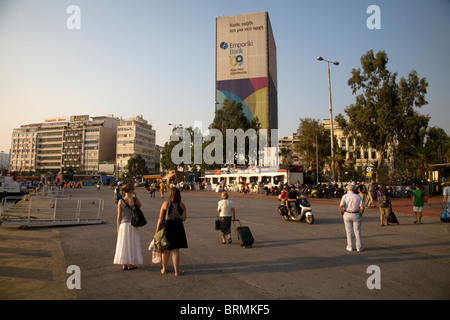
left=126, top=154, right=148, bottom=178
left=295, top=118, right=330, bottom=172
left=337, top=50, right=429, bottom=171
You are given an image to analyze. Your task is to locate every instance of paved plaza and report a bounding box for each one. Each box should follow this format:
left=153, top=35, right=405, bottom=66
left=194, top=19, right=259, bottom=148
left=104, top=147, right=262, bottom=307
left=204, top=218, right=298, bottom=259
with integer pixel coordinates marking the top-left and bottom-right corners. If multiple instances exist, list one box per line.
left=1, top=186, right=449, bottom=303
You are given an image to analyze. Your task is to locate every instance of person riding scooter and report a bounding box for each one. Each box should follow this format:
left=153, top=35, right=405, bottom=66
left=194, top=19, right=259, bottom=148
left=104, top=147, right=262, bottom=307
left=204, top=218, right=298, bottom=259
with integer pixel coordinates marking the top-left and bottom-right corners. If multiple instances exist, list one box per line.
left=287, top=185, right=301, bottom=217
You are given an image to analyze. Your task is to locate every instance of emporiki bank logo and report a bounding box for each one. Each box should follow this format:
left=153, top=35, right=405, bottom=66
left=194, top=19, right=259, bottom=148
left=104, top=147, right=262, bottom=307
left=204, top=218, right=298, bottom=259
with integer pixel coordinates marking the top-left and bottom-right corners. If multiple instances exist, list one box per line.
left=220, top=41, right=244, bottom=67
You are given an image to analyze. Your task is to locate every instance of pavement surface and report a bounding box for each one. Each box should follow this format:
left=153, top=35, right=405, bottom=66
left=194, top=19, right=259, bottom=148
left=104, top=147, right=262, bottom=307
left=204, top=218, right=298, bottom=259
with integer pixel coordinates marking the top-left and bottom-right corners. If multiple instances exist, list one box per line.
left=1, top=187, right=449, bottom=305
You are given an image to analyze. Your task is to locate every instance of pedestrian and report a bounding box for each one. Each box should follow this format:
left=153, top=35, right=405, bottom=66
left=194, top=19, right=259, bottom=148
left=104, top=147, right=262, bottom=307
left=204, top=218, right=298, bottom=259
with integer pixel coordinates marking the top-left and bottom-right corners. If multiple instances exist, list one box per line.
left=114, top=181, right=123, bottom=208
left=412, top=183, right=425, bottom=224
left=357, top=181, right=368, bottom=205
left=443, top=181, right=450, bottom=211
left=367, top=179, right=377, bottom=208
left=377, top=184, right=391, bottom=226
left=156, top=187, right=188, bottom=276
left=160, top=180, right=165, bottom=198
left=217, top=192, right=236, bottom=244
left=339, top=184, right=365, bottom=252
left=113, top=183, right=144, bottom=271
left=150, top=181, right=156, bottom=198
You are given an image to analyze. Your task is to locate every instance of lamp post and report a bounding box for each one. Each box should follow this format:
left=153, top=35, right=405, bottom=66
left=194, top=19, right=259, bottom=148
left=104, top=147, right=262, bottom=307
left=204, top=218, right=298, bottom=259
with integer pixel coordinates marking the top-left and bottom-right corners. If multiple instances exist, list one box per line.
left=317, top=56, right=339, bottom=182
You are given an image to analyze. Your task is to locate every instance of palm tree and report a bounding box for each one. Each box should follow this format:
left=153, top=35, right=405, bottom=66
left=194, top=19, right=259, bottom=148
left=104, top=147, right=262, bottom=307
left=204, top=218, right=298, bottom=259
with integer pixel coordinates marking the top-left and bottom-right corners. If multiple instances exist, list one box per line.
left=333, top=146, right=347, bottom=183
left=279, top=147, right=293, bottom=166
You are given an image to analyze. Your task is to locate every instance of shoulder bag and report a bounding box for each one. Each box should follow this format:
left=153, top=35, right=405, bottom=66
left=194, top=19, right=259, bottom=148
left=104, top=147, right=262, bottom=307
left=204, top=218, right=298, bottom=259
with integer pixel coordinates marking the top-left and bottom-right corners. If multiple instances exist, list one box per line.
left=153, top=201, right=170, bottom=250
left=123, top=197, right=147, bottom=227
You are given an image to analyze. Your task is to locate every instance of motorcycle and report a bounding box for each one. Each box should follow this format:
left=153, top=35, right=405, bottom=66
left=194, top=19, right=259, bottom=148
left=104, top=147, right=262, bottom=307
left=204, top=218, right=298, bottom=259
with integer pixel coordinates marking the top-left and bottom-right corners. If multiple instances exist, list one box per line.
left=304, top=185, right=319, bottom=198
left=405, top=186, right=413, bottom=198
left=277, top=196, right=314, bottom=224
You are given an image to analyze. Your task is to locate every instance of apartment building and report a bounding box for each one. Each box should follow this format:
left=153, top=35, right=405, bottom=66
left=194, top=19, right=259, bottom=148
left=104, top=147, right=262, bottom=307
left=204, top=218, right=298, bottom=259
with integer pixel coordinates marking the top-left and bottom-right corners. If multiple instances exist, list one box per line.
left=278, top=134, right=302, bottom=165
left=10, top=115, right=119, bottom=173
left=116, top=115, right=158, bottom=177
left=322, top=119, right=394, bottom=172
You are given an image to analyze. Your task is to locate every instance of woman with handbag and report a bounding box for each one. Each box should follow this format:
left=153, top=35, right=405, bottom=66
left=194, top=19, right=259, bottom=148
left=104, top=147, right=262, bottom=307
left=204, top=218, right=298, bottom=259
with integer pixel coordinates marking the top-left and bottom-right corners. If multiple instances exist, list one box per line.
left=156, top=187, right=187, bottom=276
left=217, top=192, right=236, bottom=244
left=113, top=183, right=144, bottom=270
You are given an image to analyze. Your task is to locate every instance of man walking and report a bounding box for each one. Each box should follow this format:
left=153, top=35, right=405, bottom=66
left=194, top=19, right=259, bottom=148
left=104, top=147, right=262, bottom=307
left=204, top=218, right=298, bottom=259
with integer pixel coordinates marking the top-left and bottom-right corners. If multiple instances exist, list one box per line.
left=367, top=179, right=377, bottom=208
left=339, top=184, right=365, bottom=252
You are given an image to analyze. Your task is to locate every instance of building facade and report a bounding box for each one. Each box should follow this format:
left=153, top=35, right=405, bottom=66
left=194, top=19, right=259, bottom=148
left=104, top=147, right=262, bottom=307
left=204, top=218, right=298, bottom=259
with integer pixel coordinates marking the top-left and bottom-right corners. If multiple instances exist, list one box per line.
left=322, top=119, right=395, bottom=174
left=278, top=134, right=302, bottom=165
left=216, top=12, right=278, bottom=142
left=116, top=115, right=158, bottom=177
left=9, top=115, right=119, bottom=173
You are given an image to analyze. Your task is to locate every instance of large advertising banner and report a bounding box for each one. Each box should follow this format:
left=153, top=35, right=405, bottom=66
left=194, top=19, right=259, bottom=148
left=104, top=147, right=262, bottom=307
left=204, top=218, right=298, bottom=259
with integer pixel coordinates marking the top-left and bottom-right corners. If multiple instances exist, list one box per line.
left=216, top=12, right=270, bottom=129
left=216, top=12, right=268, bottom=80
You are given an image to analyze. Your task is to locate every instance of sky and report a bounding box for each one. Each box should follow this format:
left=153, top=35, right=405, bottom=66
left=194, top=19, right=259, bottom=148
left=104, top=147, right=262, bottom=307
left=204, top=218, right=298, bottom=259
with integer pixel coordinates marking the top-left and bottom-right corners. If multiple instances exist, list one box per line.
left=0, top=0, right=449, bottom=154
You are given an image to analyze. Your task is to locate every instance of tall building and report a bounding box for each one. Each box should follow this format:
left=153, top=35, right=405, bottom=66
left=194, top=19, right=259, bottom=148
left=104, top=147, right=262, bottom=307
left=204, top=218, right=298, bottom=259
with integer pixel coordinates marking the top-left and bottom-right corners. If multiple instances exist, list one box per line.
left=216, top=12, right=278, bottom=141
left=9, top=115, right=119, bottom=173
left=116, top=115, right=158, bottom=177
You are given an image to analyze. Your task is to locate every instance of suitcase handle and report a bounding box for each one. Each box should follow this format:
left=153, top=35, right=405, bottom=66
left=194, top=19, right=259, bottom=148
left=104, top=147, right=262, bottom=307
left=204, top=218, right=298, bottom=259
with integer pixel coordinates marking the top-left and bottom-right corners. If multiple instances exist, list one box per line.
left=232, top=219, right=242, bottom=228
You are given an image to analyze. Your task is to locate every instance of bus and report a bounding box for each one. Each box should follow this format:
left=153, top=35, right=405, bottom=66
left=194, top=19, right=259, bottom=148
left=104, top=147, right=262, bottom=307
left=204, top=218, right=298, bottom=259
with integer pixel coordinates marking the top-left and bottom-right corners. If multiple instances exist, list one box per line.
left=202, top=166, right=304, bottom=192
left=73, top=174, right=114, bottom=186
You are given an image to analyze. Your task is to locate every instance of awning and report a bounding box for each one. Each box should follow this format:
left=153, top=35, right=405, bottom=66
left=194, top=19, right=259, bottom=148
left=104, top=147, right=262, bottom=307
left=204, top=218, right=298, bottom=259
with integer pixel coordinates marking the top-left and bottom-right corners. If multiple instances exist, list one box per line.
left=162, top=172, right=176, bottom=180
left=143, top=175, right=162, bottom=179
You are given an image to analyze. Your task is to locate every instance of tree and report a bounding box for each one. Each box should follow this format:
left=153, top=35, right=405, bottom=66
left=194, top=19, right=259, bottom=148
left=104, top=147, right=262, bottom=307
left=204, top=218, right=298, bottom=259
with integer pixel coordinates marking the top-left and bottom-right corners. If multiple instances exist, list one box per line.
left=208, top=99, right=261, bottom=168
left=424, top=127, right=450, bottom=164
left=332, top=146, right=347, bottom=184
left=126, top=154, right=148, bottom=178
left=279, top=147, right=293, bottom=166
left=337, top=50, right=429, bottom=173
left=294, top=118, right=331, bottom=180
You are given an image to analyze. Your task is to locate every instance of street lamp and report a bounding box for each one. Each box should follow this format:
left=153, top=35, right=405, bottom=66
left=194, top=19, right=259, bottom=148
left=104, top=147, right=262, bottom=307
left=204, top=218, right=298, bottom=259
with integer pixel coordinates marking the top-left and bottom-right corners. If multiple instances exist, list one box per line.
left=317, top=56, right=339, bottom=182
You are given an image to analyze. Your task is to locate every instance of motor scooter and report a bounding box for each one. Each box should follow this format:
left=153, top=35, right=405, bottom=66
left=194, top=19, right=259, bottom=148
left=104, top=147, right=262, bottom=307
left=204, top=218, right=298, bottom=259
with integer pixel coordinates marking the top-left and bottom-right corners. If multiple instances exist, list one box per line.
left=277, top=196, right=314, bottom=224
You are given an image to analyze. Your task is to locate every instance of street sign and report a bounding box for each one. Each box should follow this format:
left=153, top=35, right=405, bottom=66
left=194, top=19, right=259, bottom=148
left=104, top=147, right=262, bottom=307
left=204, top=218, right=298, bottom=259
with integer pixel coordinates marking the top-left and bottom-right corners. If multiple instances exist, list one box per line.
left=366, top=167, right=372, bottom=173
left=366, top=172, right=372, bottom=177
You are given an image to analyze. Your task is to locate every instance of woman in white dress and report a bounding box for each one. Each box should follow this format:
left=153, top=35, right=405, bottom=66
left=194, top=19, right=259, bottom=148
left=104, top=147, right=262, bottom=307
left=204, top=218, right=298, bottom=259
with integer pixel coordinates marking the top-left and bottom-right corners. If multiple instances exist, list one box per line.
left=113, top=183, right=144, bottom=270
left=217, top=192, right=236, bottom=244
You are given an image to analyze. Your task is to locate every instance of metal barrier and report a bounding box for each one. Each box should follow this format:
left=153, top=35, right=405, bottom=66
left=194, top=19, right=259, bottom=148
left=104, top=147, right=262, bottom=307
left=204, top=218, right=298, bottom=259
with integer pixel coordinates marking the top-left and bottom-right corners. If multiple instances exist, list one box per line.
left=0, top=196, right=103, bottom=228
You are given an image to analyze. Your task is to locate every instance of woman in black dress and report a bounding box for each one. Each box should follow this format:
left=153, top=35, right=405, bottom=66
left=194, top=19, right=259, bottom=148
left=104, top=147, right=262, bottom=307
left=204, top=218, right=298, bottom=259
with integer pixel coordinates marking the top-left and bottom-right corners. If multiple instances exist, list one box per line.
left=156, top=187, right=188, bottom=276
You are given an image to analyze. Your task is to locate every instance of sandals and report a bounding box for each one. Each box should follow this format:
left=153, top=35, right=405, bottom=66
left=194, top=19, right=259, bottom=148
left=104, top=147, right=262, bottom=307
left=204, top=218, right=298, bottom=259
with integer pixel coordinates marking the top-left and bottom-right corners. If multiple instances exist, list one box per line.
left=122, top=265, right=137, bottom=271
left=175, top=269, right=185, bottom=276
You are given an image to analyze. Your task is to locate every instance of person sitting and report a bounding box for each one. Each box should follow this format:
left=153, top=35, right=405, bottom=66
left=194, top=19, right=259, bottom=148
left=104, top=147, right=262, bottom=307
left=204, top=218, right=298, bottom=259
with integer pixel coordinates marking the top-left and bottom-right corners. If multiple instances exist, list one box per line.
left=287, top=185, right=300, bottom=217
left=278, top=186, right=289, bottom=209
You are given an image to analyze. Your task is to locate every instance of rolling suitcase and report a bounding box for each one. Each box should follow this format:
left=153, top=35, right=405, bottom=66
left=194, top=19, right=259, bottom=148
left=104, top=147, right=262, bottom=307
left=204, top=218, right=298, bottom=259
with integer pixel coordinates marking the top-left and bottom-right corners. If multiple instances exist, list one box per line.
left=233, top=220, right=254, bottom=248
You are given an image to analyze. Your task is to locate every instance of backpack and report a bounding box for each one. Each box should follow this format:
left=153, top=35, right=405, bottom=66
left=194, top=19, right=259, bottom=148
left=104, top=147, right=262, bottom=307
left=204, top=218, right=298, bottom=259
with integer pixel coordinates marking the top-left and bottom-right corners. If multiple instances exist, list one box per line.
left=441, top=210, right=450, bottom=223
left=388, top=210, right=399, bottom=225
left=378, top=192, right=389, bottom=207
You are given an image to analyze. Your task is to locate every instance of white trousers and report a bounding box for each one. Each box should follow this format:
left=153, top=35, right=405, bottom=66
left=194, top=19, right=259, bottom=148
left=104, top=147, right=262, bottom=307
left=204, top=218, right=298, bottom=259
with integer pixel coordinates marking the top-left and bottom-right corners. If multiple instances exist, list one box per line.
left=343, top=212, right=362, bottom=250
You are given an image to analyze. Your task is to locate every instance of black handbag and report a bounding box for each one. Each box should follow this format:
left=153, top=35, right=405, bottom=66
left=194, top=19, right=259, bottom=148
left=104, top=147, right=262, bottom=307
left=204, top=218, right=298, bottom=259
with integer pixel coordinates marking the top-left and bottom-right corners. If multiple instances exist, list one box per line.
left=215, top=218, right=220, bottom=230
left=124, top=197, right=147, bottom=227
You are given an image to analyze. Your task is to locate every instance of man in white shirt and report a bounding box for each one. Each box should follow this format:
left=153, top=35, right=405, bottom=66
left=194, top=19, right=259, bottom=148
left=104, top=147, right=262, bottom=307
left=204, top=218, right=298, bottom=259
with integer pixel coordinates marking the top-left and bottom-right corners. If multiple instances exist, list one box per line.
left=340, top=184, right=365, bottom=252
left=443, top=181, right=450, bottom=211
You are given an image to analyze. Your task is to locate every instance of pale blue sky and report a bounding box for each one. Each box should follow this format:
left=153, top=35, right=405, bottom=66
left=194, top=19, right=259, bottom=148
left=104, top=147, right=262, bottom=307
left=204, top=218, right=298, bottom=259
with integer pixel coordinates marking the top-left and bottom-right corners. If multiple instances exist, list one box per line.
left=0, top=0, right=449, bottom=153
